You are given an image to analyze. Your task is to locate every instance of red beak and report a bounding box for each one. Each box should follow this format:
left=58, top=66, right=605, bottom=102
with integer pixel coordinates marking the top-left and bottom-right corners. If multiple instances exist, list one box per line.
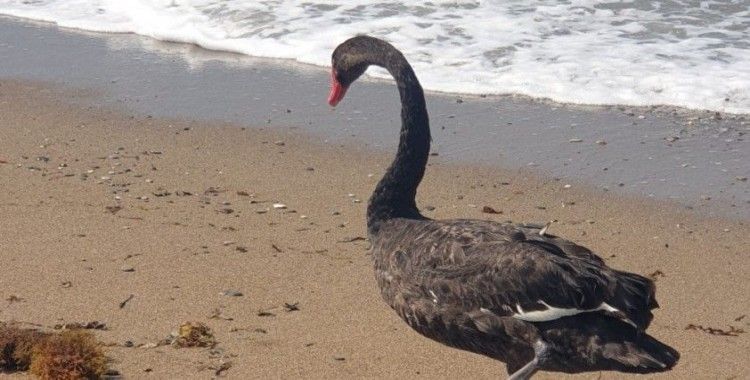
left=328, top=69, right=348, bottom=107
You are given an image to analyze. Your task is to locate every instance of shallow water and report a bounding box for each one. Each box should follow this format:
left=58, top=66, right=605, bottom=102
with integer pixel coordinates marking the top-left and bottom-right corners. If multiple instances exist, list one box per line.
left=1, top=1, right=749, bottom=113
left=1, top=17, right=748, bottom=220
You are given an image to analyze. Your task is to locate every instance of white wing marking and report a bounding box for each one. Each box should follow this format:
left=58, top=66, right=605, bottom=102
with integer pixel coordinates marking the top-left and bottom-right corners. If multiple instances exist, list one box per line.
left=512, top=301, right=634, bottom=327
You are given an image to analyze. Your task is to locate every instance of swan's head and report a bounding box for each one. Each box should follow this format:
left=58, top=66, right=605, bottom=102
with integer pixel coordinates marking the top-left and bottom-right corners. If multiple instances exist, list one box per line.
left=328, top=36, right=381, bottom=106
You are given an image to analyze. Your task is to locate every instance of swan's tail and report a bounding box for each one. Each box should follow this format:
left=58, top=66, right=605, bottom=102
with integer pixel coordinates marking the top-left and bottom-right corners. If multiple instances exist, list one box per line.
left=599, top=332, right=680, bottom=373
left=537, top=314, right=679, bottom=374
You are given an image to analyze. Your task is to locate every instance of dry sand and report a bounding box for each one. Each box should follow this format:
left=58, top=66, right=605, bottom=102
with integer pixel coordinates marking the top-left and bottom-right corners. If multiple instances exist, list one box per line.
left=1, top=80, right=748, bottom=379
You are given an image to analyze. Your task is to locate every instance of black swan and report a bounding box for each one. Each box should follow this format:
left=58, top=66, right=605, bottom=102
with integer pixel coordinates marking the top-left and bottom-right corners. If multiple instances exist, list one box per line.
left=327, top=36, right=679, bottom=379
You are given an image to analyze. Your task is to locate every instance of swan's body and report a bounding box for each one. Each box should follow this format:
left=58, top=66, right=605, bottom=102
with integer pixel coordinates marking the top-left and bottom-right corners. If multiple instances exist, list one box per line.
left=328, top=36, right=678, bottom=379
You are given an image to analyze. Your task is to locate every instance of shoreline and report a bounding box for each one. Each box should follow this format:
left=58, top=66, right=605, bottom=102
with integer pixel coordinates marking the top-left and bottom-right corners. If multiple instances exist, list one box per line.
left=1, top=16, right=748, bottom=221
left=3, top=14, right=750, bottom=118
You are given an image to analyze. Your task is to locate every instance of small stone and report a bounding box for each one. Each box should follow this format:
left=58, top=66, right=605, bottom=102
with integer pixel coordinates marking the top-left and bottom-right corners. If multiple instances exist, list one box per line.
left=121, top=265, right=135, bottom=272
left=736, top=176, right=748, bottom=182
left=274, top=141, right=285, bottom=146
left=272, top=203, right=287, bottom=209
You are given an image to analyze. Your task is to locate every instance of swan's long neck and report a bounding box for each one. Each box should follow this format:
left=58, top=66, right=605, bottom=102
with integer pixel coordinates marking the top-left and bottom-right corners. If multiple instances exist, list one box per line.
left=367, top=54, right=430, bottom=232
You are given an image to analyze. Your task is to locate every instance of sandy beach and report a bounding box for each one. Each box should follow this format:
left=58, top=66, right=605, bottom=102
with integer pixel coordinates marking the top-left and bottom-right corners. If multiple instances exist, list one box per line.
left=1, top=17, right=749, bottom=380
left=1, top=79, right=748, bottom=379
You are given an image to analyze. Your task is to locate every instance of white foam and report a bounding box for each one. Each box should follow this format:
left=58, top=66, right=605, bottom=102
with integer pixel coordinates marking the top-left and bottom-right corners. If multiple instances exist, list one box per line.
left=1, top=0, right=748, bottom=114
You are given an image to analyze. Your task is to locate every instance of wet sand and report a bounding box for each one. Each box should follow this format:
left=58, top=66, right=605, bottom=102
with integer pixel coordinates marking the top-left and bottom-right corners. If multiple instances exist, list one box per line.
left=1, top=16, right=748, bottom=220
left=1, top=80, right=749, bottom=379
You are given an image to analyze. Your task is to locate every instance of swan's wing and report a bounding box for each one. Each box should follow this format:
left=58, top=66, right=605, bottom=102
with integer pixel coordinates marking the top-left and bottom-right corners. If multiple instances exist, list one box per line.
left=384, top=219, right=655, bottom=330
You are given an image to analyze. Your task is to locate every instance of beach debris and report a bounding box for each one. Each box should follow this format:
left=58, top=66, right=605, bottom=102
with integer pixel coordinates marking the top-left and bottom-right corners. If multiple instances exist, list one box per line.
left=568, top=138, right=583, bottom=143
left=237, top=191, right=251, bottom=196
left=218, top=208, right=234, bottom=214
left=333, top=356, right=346, bottom=362
left=685, top=324, right=744, bottom=337
left=0, top=325, right=109, bottom=379
left=30, top=330, right=109, bottom=380
left=271, top=244, right=282, bottom=253
left=209, top=308, right=234, bottom=321
left=257, top=310, right=276, bottom=317
left=272, top=203, right=287, bottom=209
left=735, top=315, right=746, bottom=322
left=284, top=302, right=300, bottom=312
left=221, top=289, right=243, bottom=297
left=222, top=240, right=236, bottom=246
left=736, top=176, right=748, bottom=182
left=212, top=361, right=233, bottom=376
left=338, top=236, right=366, bottom=243
left=235, top=246, right=248, bottom=253
left=167, top=322, right=216, bottom=348
left=648, top=270, right=666, bottom=281
left=120, top=265, right=135, bottom=272
left=595, top=140, right=607, bottom=145
left=274, top=141, right=285, bottom=146
left=481, top=206, right=502, bottom=214
left=0, top=159, right=8, bottom=164
left=53, top=321, right=108, bottom=331
left=60, top=281, right=72, bottom=288
left=6, top=295, right=23, bottom=303
left=119, top=294, right=135, bottom=309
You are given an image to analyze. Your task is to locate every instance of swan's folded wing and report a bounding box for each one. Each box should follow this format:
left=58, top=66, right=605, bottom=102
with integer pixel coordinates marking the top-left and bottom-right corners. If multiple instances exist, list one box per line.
left=413, top=241, right=653, bottom=330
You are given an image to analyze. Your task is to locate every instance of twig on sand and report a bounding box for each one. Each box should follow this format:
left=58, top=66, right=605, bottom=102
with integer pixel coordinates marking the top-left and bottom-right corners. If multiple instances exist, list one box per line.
left=119, top=294, right=134, bottom=309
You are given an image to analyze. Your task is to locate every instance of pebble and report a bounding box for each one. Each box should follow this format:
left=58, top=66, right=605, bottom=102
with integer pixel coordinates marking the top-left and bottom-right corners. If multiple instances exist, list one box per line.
left=120, top=265, right=135, bottom=272
left=274, top=141, right=285, bottom=146
left=272, top=203, right=287, bottom=209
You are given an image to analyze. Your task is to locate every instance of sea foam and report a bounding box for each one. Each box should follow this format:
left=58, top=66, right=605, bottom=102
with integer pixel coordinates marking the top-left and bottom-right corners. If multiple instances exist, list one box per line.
left=1, top=0, right=748, bottom=114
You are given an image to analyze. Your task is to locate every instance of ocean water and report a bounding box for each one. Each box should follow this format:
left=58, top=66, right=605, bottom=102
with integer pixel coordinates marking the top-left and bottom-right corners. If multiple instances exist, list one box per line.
left=1, top=1, right=749, bottom=114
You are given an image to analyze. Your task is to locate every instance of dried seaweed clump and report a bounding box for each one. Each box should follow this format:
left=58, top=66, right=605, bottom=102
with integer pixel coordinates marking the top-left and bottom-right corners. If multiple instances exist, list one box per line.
left=170, top=321, right=216, bottom=348
left=0, top=324, right=50, bottom=371
left=30, top=330, right=108, bottom=380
